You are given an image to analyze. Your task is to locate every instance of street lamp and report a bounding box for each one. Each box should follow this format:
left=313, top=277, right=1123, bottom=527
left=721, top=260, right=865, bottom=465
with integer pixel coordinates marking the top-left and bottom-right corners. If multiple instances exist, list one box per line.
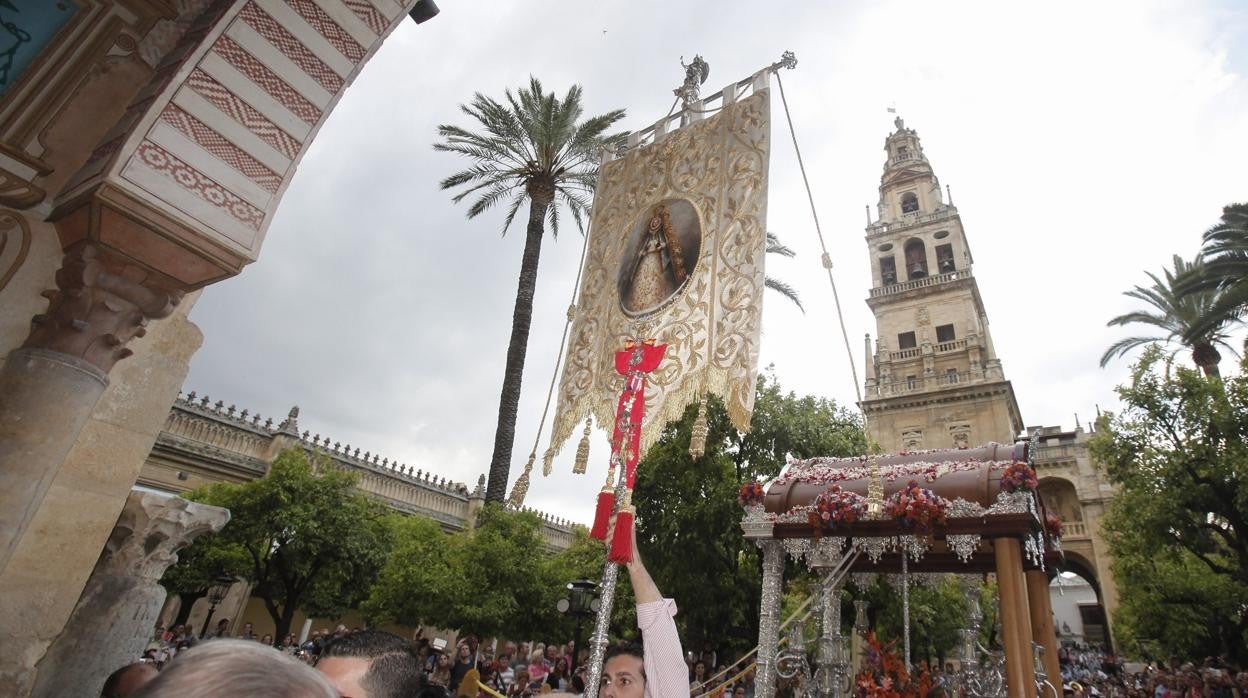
left=199, top=574, right=235, bottom=638
left=557, top=579, right=600, bottom=673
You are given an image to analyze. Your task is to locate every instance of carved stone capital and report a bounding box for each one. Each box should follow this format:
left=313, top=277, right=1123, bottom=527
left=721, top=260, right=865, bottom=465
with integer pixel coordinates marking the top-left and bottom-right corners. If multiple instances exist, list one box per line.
left=22, top=243, right=183, bottom=373
left=100, top=491, right=229, bottom=581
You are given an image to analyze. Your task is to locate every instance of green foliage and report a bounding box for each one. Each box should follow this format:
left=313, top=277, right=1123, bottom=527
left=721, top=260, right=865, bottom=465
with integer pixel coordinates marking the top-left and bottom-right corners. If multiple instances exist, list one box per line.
left=169, top=448, right=392, bottom=638
left=364, top=505, right=630, bottom=642
left=857, top=577, right=971, bottom=663
left=1179, top=202, right=1248, bottom=344
left=632, top=372, right=867, bottom=654
left=1089, top=347, right=1248, bottom=662
left=1100, top=255, right=1241, bottom=377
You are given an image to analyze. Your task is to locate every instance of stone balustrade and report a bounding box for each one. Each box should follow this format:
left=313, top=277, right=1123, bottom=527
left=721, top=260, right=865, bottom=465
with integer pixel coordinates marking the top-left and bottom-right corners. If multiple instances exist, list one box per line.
left=869, top=268, right=972, bottom=299
left=140, top=392, right=578, bottom=548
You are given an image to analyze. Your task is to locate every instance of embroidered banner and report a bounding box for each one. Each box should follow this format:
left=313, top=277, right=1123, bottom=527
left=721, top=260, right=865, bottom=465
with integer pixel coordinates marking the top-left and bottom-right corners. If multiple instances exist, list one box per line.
left=548, top=78, right=771, bottom=461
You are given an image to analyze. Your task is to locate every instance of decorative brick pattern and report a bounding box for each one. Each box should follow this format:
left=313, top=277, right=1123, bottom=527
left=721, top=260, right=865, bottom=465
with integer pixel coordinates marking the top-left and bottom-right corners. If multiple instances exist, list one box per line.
left=238, top=2, right=344, bottom=93
left=343, top=0, right=387, bottom=35
left=159, top=103, right=282, bottom=193
left=186, top=68, right=302, bottom=159
left=283, top=0, right=366, bottom=62
left=212, top=35, right=323, bottom=124
left=134, top=140, right=266, bottom=231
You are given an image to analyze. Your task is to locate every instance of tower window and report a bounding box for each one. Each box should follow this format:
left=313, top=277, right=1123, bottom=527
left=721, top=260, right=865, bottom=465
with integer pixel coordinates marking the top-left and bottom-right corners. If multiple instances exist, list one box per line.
left=900, top=192, right=919, bottom=214
left=936, top=324, right=956, bottom=343
left=906, top=375, right=918, bottom=390
left=936, top=244, right=955, bottom=273
left=897, top=331, right=917, bottom=350
left=879, top=256, right=897, bottom=285
left=897, top=146, right=912, bottom=161
left=947, top=368, right=959, bottom=384
left=904, top=238, right=928, bottom=279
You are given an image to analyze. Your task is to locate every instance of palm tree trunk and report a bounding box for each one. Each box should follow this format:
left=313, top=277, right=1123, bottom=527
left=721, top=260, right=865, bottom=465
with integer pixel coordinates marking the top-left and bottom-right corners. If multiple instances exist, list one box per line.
left=484, top=189, right=552, bottom=503
left=1192, top=342, right=1222, bottom=378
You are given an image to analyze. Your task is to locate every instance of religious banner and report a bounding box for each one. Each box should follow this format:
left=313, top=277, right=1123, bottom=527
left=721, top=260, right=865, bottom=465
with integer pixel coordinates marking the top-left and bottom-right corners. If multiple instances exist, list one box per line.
left=546, top=73, right=772, bottom=468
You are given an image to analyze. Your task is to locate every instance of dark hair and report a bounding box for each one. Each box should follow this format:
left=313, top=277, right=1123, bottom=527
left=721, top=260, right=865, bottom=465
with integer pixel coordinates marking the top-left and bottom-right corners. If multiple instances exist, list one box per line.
left=321, top=630, right=425, bottom=698
left=101, top=663, right=151, bottom=698
left=603, top=642, right=645, bottom=681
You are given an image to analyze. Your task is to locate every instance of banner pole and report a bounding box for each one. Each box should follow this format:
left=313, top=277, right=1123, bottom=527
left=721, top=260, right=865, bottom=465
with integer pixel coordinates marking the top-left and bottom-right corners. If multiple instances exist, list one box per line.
left=582, top=466, right=628, bottom=698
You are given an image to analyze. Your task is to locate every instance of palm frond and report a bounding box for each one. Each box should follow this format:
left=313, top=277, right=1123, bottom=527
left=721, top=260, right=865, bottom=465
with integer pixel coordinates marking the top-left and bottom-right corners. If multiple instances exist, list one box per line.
left=765, top=231, right=796, bottom=258
left=765, top=276, right=804, bottom=313
left=1099, top=336, right=1160, bottom=368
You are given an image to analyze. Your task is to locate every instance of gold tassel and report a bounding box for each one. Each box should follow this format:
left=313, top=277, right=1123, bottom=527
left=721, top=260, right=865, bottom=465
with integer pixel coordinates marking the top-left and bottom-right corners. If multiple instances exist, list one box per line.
left=507, top=454, right=534, bottom=508
left=541, top=447, right=555, bottom=476
left=688, top=395, right=709, bottom=459
left=572, top=417, right=592, bottom=474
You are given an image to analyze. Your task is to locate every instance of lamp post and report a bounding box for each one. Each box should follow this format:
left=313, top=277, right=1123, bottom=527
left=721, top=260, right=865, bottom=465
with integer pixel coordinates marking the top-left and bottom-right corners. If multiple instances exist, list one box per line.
left=558, top=579, right=600, bottom=674
left=199, top=574, right=235, bottom=638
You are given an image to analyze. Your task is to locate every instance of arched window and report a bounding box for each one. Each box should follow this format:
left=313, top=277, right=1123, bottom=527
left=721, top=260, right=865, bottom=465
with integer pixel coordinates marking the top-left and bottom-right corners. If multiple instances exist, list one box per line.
left=897, top=146, right=911, bottom=161
left=900, top=192, right=919, bottom=214
left=904, top=238, right=928, bottom=279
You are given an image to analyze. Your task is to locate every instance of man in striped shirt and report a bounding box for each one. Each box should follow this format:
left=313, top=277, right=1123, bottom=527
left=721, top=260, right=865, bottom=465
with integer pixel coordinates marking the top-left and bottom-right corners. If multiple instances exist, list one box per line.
left=600, top=528, right=688, bottom=698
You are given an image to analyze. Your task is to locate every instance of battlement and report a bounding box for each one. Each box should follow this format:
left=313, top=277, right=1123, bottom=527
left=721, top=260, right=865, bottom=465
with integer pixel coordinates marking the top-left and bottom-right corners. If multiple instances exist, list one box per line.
left=145, top=391, right=578, bottom=546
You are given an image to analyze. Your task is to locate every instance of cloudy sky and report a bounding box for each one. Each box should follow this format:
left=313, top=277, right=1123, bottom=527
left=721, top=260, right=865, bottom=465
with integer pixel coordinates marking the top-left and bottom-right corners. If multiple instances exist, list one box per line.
left=184, top=0, right=1248, bottom=524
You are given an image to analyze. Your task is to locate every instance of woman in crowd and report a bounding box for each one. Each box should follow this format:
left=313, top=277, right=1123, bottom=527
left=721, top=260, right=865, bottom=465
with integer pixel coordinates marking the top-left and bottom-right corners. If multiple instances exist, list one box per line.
left=545, top=657, right=569, bottom=691
left=508, top=670, right=532, bottom=698
left=690, top=659, right=709, bottom=692
left=430, top=652, right=452, bottom=687
left=526, top=648, right=548, bottom=688
left=260, top=633, right=274, bottom=647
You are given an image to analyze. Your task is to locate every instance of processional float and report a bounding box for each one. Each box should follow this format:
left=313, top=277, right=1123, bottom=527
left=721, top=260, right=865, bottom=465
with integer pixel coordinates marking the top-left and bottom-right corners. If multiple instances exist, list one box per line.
left=741, top=442, right=1064, bottom=698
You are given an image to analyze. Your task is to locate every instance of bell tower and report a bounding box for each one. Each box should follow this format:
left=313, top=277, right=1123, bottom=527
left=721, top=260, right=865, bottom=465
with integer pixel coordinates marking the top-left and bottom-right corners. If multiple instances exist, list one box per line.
left=860, top=117, right=1023, bottom=452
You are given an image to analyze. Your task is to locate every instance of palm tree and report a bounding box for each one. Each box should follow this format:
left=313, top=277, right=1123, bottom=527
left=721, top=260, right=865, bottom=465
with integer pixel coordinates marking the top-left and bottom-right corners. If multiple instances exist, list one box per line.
left=1100, top=254, right=1241, bottom=378
left=435, top=78, right=626, bottom=503
left=1176, top=203, right=1248, bottom=348
left=764, top=232, right=804, bottom=312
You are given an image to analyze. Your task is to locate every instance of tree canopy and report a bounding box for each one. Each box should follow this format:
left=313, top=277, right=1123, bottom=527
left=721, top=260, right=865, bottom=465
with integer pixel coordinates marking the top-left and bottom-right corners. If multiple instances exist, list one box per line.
left=167, top=448, right=393, bottom=639
left=1089, top=347, right=1248, bottom=663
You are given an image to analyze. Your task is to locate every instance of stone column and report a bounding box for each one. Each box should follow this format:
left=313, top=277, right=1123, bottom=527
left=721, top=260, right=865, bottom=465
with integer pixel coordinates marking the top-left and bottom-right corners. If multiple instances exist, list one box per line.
left=29, top=491, right=228, bottom=698
left=994, top=538, right=1037, bottom=698
left=0, top=244, right=180, bottom=569
left=754, top=541, right=785, bottom=698
left=1026, top=569, right=1061, bottom=696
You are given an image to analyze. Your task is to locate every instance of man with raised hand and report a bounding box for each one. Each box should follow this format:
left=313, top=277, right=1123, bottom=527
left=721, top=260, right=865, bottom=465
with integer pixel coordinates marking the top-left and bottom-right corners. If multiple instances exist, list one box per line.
left=600, top=526, right=687, bottom=698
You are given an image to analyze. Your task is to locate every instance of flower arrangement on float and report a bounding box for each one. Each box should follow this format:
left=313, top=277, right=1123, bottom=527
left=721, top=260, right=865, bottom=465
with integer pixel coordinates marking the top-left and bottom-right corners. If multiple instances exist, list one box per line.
left=999, top=462, right=1039, bottom=493
left=854, top=631, right=932, bottom=698
left=1044, top=511, right=1063, bottom=539
left=884, top=480, right=948, bottom=532
left=738, top=480, right=766, bottom=507
left=807, top=485, right=866, bottom=531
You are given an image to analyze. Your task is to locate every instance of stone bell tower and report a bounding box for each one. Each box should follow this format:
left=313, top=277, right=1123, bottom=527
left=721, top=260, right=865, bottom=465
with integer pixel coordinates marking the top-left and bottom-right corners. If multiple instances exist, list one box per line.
left=860, top=117, right=1023, bottom=452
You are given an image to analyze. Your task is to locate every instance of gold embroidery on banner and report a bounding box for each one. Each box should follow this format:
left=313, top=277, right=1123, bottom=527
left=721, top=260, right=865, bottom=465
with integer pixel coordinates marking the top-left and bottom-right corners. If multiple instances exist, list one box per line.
left=548, top=89, right=771, bottom=460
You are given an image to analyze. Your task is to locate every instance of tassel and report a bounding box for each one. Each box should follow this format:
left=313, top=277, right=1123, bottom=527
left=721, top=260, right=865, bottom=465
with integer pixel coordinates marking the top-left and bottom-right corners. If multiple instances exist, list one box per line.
left=590, top=489, right=615, bottom=540
left=608, top=492, right=634, bottom=564
left=572, top=418, right=592, bottom=474
left=541, top=447, right=555, bottom=476
left=688, top=395, right=709, bottom=459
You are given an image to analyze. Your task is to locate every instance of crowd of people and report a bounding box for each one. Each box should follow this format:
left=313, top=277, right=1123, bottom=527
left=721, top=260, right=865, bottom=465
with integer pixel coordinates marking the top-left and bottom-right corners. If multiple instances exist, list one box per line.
left=1052, top=646, right=1248, bottom=698
left=102, top=527, right=688, bottom=698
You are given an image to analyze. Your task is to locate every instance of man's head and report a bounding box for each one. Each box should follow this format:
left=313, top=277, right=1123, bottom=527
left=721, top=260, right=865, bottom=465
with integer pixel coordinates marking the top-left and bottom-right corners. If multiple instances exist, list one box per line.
left=101, top=662, right=158, bottom=697
left=131, top=640, right=335, bottom=698
left=732, top=684, right=746, bottom=698
left=318, top=629, right=425, bottom=698
left=545, top=644, right=558, bottom=661
left=242, top=623, right=253, bottom=634
left=601, top=642, right=645, bottom=698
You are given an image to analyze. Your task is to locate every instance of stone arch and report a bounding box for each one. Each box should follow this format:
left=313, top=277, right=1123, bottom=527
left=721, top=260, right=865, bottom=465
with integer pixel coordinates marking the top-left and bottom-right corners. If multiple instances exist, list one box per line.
left=903, top=237, right=928, bottom=279
left=1038, top=477, right=1082, bottom=524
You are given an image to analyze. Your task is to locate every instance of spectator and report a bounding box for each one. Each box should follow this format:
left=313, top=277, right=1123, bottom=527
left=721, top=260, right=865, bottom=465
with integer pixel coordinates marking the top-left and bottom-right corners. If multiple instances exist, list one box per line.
left=689, top=660, right=708, bottom=691
left=261, top=633, right=274, bottom=646
left=211, top=618, right=230, bottom=639
left=238, top=622, right=256, bottom=640
left=546, top=657, right=570, bottom=691
left=317, top=629, right=426, bottom=698
left=526, top=649, right=549, bottom=687
left=100, top=661, right=157, bottom=697
left=600, top=524, right=687, bottom=698
left=130, top=639, right=336, bottom=698
left=430, top=652, right=452, bottom=687
left=449, top=641, right=476, bottom=693
left=508, top=670, right=533, bottom=698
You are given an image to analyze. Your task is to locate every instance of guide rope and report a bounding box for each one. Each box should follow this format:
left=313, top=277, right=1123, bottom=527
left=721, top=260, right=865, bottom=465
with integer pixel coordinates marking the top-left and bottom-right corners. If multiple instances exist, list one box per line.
left=772, top=70, right=863, bottom=406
